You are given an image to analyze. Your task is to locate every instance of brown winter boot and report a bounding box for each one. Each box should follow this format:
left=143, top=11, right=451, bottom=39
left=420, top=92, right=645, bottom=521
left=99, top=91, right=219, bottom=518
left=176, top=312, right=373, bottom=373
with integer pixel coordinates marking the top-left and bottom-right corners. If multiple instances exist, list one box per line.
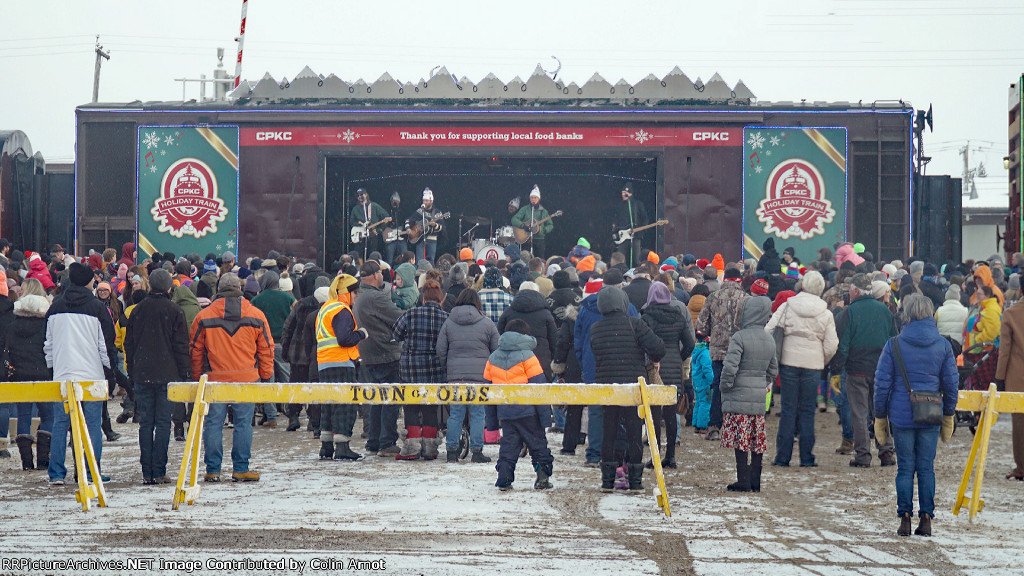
left=897, top=513, right=913, bottom=537
left=914, top=514, right=932, bottom=537
left=835, top=438, right=854, bottom=455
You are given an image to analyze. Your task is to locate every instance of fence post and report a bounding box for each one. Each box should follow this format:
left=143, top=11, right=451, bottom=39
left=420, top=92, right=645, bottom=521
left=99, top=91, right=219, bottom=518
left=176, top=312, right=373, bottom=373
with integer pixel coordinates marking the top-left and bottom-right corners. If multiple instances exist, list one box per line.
left=637, top=377, right=671, bottom=517
left=65, top=381, right=106, bottom=511
left=173, top=375, right=210, bottom=510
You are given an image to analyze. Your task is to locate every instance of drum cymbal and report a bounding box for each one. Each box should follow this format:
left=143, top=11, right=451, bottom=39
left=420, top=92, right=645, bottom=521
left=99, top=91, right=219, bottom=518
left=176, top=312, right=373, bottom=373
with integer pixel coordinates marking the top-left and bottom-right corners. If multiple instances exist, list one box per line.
left=460, top=215, right=491, bottom=225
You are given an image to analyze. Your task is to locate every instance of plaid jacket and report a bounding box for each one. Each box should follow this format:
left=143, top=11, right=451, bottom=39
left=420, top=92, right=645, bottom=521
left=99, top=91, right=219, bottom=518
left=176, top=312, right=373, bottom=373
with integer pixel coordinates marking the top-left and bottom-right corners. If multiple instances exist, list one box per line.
left=479, top=288, right=513, bottom=325
left=392, top=302, right=448, bottom=383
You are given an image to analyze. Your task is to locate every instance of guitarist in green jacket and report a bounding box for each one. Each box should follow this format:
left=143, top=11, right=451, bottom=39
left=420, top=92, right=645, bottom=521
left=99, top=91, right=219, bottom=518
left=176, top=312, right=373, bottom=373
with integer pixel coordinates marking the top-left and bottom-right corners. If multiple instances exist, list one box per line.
left=349, top=188, right=390, bottom=258
left=511, top=185, right=554, bottom=258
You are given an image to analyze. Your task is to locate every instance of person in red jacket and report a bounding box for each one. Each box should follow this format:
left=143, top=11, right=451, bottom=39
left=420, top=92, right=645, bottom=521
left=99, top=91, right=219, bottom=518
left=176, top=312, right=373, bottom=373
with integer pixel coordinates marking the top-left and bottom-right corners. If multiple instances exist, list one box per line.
left=190, top=273, right=274, bottom=483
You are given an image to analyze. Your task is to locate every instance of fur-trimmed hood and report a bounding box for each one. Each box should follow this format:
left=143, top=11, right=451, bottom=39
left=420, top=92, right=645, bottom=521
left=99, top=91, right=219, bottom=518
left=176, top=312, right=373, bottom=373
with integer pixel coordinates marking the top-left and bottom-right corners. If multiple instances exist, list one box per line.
left=14, top=294, right=50, bottom=318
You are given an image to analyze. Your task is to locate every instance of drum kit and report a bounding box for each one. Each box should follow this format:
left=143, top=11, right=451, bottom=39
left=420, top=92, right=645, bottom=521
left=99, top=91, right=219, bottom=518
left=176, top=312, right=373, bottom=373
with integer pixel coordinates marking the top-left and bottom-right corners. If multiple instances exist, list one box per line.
left=458, top=215, right=517, bottom=261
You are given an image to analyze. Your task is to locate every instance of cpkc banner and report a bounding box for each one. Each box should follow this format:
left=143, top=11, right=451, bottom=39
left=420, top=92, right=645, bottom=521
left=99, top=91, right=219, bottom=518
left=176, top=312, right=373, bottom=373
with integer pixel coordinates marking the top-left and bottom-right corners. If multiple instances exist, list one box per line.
left=742, top=127, right=847, bottom=261
left=137, top=126, right=239, bottom=262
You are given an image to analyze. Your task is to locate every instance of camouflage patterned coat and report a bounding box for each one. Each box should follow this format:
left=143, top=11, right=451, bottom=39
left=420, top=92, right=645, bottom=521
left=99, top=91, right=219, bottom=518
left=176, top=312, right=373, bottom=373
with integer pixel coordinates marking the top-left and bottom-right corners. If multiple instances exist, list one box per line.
left=695, top=281, right=750, bottom=362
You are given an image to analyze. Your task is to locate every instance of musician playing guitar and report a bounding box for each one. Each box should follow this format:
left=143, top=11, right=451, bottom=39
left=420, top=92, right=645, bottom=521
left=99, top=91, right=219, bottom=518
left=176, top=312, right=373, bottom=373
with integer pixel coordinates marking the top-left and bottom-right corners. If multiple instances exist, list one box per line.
left=406, top=187, right=446, bottom=263
left=510, top=185, right=554, bottom=258
left=383, top=191, right=407, bottom=265
left=611, top=182, right=649, bottom=266
left=350, top=187, right=390, bottom=258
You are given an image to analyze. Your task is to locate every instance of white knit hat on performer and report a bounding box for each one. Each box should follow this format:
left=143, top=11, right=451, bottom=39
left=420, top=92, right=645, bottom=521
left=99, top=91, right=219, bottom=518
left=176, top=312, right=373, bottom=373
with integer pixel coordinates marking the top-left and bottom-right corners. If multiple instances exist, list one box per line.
left=530, top=185, right=540, bottom=199
left=422, top=187, right=434, bottom=201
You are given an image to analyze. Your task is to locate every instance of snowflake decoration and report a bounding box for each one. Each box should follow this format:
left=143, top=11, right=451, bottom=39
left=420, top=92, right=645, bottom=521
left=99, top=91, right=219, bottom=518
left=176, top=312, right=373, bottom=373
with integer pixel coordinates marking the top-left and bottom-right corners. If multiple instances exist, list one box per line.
left=226, top=240, right=235, bottom=249
left=632, top=129, right=652, bottom=144
left=143, top=131, right=160, bottom=149
left=216, top=245, right=223, bottom=251
left=765, top=150, right=772, bottom=157
left=164, top=135, right=175, bottom=146
left=160, top=150, right=166, bottom=156
left=747, top=132, right=765, bottom=150
left=341, top=129, right=359, bottom=144
left=769, top=136, right=781, bottom=147
left=149, top=165, right=158, bottom=173
left=754, top=165, right=763, bottom=174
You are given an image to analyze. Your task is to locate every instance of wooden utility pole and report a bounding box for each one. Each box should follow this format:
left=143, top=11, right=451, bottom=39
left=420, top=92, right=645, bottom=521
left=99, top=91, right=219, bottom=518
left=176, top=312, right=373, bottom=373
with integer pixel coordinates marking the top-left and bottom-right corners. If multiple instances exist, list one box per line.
left=92, top=36, right=110, bottom=103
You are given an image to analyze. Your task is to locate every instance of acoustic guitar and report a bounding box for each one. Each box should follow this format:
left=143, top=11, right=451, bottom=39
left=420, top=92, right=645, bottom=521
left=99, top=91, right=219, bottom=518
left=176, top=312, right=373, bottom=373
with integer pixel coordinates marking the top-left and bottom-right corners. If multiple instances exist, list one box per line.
left=513, top=210, right=563, bottom=244
left=406, top=212, right=451, bottom=244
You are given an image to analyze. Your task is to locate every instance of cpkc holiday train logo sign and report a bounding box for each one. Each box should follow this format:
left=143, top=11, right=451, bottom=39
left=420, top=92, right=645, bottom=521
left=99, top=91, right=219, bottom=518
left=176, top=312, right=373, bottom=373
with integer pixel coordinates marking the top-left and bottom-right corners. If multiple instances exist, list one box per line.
left=152, top=159, right=227, bottom=239
left=742, top=127, right=847, bottom=257
left=136, top=126, right=239, bottom=262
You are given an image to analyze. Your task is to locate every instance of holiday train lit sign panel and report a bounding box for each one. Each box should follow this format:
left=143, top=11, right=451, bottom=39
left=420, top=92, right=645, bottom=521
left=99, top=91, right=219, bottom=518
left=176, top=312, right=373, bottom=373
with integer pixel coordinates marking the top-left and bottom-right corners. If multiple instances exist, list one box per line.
left=136, top=126, right=240, bottom=262
left=742, top=127, right=847, bottom=259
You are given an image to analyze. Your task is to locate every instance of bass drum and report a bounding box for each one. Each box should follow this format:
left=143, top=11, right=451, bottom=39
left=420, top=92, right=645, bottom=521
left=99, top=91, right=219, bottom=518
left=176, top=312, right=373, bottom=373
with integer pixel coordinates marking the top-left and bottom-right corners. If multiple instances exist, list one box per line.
left=495, top=226, right=515, bottom=246
left=474, top=244, right=505, bottom=263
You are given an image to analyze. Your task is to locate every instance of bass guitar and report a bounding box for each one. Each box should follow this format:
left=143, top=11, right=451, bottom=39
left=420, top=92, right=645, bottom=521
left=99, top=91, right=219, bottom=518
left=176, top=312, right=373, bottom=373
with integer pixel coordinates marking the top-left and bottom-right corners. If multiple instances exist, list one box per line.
left=613, top=219, right=669, bottom=245
left=513, top=210, right=563, bottom=244
left=382, top=227, right=410, bottom=243
left=406, top=212, right=451, bottom=244
left=350, top=217, right=392, bottom=244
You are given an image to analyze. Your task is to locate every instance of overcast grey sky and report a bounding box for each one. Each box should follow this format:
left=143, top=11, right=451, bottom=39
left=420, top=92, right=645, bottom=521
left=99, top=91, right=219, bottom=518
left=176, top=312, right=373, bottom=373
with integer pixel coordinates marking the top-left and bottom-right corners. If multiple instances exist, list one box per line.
left=2, top=0, right=1021, bottom=204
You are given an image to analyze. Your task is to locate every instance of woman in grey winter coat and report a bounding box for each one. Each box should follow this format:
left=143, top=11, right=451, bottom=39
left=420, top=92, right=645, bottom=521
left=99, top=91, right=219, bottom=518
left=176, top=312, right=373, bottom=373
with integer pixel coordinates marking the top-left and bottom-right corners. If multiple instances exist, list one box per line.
left=720, top=296, right=778, bottom=492
left=436, top=289, right=499, bottom=463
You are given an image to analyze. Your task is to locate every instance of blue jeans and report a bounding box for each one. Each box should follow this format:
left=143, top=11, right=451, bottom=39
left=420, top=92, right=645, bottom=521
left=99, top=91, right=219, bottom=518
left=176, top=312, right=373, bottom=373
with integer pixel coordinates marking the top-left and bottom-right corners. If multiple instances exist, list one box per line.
left=892, top=426, right=940, bottom=518
left=362, top=362, right=400, bottom=451
left=385, top=240, right=407, bottom=265
left=585, top=405, right=603, bottom=463
left=49, top=401, right=103, bottom=481
left=834, top=372, right=853, bottom=441
left=136, top=382, right=173, bottom=478
left=553, top=405, right=567, bottom=429
left=416, top=240, right=437, bottom=264
left=0, top=403, right=11, bottom=437
left=446, top=404, right=485, bottom=451
left=204, top=403, right=255, bottom=474
left=17, top=402, right=54, bottom=435
left=775, top=365, right=820, bottom=466
left=710, top=360, right=724, bottom=429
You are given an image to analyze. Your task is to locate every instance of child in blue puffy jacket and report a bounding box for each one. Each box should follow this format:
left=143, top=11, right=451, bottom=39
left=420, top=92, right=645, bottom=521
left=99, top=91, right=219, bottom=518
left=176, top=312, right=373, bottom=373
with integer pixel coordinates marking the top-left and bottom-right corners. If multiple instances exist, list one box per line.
left=691, top=337, right=713, bottom=432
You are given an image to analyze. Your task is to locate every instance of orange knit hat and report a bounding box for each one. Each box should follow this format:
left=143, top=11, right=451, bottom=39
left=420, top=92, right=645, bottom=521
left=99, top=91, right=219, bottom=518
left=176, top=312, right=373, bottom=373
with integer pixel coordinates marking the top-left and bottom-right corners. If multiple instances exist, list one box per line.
left=646, top=251, right=660, bottom=265
left=459, top=247, right=474, bottom=261
left=576, top=254, right=596, bottom=272
left=711, top=253, right=725, bottom=272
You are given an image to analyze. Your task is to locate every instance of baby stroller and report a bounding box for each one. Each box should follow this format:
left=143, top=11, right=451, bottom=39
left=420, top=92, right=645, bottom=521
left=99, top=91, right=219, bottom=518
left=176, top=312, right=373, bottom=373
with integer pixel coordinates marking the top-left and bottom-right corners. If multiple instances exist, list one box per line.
left=956, top=340, right=998, bottom=435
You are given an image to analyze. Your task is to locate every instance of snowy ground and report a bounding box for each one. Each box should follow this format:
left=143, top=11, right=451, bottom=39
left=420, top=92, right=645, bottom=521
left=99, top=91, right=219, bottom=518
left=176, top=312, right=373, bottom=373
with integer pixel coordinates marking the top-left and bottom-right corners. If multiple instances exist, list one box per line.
left=2, top=401, right=1023, bottom=575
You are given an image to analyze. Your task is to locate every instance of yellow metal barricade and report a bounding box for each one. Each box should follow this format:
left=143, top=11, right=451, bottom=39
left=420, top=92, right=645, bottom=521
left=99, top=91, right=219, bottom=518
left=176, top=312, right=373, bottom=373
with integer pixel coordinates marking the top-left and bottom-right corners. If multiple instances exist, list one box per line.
left=0, top=381, right=108, bottom=511
left=953, top=384, right=1024, bottom=522
left=168, top=378, right=676, bottom=516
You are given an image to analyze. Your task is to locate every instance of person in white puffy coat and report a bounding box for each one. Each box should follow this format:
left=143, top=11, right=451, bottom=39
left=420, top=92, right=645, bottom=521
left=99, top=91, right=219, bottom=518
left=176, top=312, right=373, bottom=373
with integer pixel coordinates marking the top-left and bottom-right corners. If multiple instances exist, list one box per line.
left=934, top=285, right=968, bottom=347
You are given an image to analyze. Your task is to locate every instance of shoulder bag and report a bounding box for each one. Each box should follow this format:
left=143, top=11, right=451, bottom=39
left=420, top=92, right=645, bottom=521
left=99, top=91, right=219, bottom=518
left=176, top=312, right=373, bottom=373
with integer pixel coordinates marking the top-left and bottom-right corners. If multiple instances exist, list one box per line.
left=771, top=303, right=789, bottom=363
left=890, top=336, right=943, bottom=426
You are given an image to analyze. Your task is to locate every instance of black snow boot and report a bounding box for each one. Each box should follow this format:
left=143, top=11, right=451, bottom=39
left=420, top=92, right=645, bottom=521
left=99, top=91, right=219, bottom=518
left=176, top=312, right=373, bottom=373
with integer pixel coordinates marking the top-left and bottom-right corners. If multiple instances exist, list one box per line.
left=663, top=442, right=677, bottom=469
left=627, top=463, right=645, bottom=493
left=101, top=403, right=121, bottom=441
left=174, top=424, right=185, bottom=442
left=333, top=441, right=362, bottom=461
left=286, top=414, right=301, bottom=432
left=319, top=441, right=335, bottom=460
left=727, top=449, right=751, bottom=492
left=16, top=435, right=34, bottom=470
left=600, top=462, right=618, bottom=492
left=36, top=431, right=51, bottom=470
left=750, top=452, right=763, bottom=492
left=534, top=466, right=553, bottom=490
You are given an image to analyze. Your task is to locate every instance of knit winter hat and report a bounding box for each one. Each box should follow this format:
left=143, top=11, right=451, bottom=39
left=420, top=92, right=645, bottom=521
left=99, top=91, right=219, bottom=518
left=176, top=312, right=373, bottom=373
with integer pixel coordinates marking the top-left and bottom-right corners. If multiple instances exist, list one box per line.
left=576, top=237, right=590, bottom=249
left=696, top=258, right=710, bottom=270
left=68, top=262, right=93, bottom=287
left=149, top=269, right=173, bottom=294
left=314, top=286, right=331, bottom=303
left=682, top=254, right=696, bottom=266
left=329, top=274, right=359, bottom=298
left=518, top=281, right=540, bottom=293
left=422, top=187, right=434, bottom=201
left=853, top=243, right=865, bottom=254
left=711, top=254, right=725, bottom=272
left=218, top=272, right=242, bottom=293
left=483, top=267, right=504, bottom=289
left=870, top=280, right=889, bottom=300
left=646, top=282, right=671, bottom=307
left=459, top=247, right=474, bottom=261
left=646, top=251, right=660, bottom=265
left=663, top=257, right=678, bottom=269
left=584, top=278, right=604, bottom=295
left=546, top=263, right=561, bottom=277
left=946, top=285, right=962, bottom=301
left=751, top=278, right=769, bottom=296
left=529, top=185, right=541, bottom=199
left=204, top=260, right=218, bottom=274
left=603, top=269, right=624, bottom=287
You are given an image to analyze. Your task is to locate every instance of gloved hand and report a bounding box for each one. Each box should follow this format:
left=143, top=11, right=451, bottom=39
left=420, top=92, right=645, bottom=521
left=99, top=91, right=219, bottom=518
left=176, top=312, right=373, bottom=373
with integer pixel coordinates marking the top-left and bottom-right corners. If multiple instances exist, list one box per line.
left=356, top=327, right=368, bottom=340
left=829, top=375, right=841, bottom=395
left=873, top=418, right=889, bottom=446
left=941, top=415, right=955, bottom=442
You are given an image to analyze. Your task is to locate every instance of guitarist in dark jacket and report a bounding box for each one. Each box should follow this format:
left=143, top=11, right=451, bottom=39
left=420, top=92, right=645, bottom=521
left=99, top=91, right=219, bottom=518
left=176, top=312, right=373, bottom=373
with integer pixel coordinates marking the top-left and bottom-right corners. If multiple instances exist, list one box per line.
left=349, top=188, right=390, bottom=259
left=611, top=182, right=649, bottom=266
left=406, top=187, right=445, bottom=264
left=511, top=185, right=554, bottom=258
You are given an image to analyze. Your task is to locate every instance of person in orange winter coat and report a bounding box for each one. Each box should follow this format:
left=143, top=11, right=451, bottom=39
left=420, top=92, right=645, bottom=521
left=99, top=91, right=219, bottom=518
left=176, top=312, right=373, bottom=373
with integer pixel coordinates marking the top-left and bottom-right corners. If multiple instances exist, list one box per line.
left=189, top=272, right=274, bottom=483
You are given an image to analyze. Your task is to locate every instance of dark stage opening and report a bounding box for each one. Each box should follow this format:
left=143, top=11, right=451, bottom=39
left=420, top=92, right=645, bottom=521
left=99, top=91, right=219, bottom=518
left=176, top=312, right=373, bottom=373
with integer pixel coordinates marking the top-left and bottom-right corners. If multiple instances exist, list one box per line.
left=324, top=154, right=659, bottom=262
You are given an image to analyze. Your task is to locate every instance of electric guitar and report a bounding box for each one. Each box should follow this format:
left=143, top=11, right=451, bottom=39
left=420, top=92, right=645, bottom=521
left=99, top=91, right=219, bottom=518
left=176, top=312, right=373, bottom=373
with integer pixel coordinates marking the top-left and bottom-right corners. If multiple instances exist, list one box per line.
left=613, top=219, right=669, bottom=245
left=350, top=217, right=392, bottom=243
left=406, top=212, right=451, bottom=244
left=513, top=210, right=563, bottom=244
left=382, top=227, right=411, bottom=243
